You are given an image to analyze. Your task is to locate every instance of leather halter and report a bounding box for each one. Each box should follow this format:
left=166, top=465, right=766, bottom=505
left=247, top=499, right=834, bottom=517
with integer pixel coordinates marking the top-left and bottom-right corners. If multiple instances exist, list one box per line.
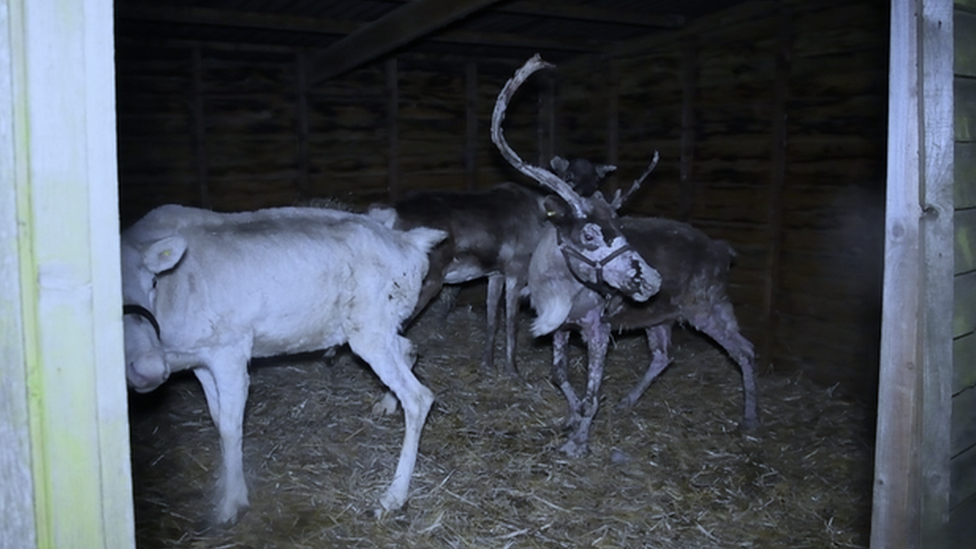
left=123, top=304, right=161, bottom=339
left=556, top=231, right=636, bottom=292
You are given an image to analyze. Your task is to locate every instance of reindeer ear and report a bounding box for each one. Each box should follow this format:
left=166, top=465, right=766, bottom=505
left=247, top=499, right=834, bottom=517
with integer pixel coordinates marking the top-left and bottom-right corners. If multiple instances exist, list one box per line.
left=596, top=164, right=617, bottom=179
left=143, top=236, right=187, bottom=274
left=543, top=195, right=571, bottom=222
left=549, top=156, right=569, bottom=176
left=367, top=204, right=399, bottom=229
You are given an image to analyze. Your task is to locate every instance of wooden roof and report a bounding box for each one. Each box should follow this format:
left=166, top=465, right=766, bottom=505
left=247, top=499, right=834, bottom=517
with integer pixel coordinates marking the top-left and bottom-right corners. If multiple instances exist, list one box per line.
left=115, top=0, right=745, bottom=81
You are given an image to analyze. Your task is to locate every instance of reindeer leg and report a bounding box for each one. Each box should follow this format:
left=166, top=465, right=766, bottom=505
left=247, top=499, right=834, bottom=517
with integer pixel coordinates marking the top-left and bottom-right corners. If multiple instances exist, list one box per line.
left=618, top=324, right=672, bottom=410
left=193, top=352, right=250, bottom=524
left=428, top=285, right=459, bottom=325
left=551, top=329, right=581, bottom=430
left=693, top=303, right=759, bottom=430
left=560, top=309, right=609, bottom=457
left=501, top=273, right=522, bottom=377
left=405, top=275, right=445, bottom=329
left=352, top=333, right=433, bottom=515
left=482, top=273, right=503, bottom=373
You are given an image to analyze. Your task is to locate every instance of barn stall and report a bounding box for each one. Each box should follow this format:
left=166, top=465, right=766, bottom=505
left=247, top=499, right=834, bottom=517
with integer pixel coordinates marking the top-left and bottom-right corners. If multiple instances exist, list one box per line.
left=115, top=0, right=888, bottom=398
left=105, top=0, right=957, bottom=547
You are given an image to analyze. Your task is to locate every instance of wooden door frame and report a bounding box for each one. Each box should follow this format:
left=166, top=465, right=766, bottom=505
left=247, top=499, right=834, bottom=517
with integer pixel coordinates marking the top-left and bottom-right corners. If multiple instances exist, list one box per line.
left=0, top=0, right=135, bottom=547
left=872, top=0, right=955, bottom=547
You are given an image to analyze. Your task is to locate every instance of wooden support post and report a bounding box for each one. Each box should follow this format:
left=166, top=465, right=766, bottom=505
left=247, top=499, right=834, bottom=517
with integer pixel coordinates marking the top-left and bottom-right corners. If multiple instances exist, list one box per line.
left=917, top=0, right=954, bottom=540
left=679, top=39, right=698, bottom=221
left=465, top=60, right=478, bottom=191
left=872, top=0, right=954, bottom=547
left=190, top=46, right=210, bottom=208
left=1, top=0, right=134, bottom=545
left=760, top=6, right=791, bottom=374
left=295, top=49, right=310, bottom=199
left=874, top=3, right=923, bottom=540
left=386, top=57, right=400, bottom=200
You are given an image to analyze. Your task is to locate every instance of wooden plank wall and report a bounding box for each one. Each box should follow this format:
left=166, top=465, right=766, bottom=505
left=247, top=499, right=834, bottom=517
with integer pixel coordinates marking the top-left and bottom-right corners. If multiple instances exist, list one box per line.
left=116, top=43, right=530, bottom=227
left=555, top=0, right=888, bottom=401
left=116, top=44, right=199, bottom=225
left=393, top=55, right=538, bottom=194
left=951, top=0, right=976, bottom=544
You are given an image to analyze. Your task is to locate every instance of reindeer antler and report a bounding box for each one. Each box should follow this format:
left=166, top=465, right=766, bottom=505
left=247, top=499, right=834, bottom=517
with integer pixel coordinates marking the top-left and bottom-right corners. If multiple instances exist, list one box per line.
left=491, top=54, right=591, bottom=218
left=610, top=151, right=659, bottom=210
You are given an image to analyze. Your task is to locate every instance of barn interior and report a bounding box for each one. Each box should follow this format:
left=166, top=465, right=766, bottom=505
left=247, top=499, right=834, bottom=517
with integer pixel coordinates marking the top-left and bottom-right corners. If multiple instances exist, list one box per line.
left=114, top=0, right=889, bottom=547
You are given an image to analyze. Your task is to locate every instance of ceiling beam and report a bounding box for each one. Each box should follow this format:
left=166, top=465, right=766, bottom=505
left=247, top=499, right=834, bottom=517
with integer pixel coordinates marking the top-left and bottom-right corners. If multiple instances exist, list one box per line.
left=117, top=4, right=607, bottom=59
left=417, top=27, right=607, bottom=52
left=497, top=0, right=684, bottom=28
left=116, top=4, right=354, bottom=35
left=117, top=1, right=684, bottom=36
left=308, top=0, right=505, bottom=83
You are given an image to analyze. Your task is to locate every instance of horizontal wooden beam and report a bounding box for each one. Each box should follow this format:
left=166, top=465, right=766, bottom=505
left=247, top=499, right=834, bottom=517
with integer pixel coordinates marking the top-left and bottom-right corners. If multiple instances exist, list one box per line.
left=115, top=36, right=296, bottom=55
left=427, top=27, right=607, bottom=52
left=499, top=0, right=684, bottom=28
left=117, top=1, right=689, bottom=82
left=116, top=3, right=608, bottom=63
left=308, top=0, right=505, bottom=82
left=116, top=4, right=353, bottom=35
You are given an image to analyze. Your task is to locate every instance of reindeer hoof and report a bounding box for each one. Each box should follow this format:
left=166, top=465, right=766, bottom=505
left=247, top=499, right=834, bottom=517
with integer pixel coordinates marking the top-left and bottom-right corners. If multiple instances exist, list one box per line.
left=215, top=500, right=247, bottom=525
left=371, top=392, right=399, bottom=416
left=739, top=416, right=760, bottom=432
left=377, top=488, right=408, bottom=518
left=559, top=438, right=589, bottom=458
left=615, top=395, right=637, bottom=412
left=497, top=362, right=521, bottom=379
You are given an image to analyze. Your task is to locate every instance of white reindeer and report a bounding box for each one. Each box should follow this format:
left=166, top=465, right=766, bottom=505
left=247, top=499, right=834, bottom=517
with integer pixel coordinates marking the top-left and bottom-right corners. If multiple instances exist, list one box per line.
left=121, top=204, right=445, bottom=522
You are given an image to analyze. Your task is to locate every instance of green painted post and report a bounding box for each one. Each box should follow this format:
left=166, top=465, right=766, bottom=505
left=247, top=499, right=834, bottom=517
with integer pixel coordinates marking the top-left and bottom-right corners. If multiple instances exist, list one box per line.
left=1, top=0, right=135, bottom=547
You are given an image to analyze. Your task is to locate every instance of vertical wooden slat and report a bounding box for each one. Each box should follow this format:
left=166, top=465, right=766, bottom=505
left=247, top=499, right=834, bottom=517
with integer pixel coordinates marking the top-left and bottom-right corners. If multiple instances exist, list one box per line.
left=873, top=0, right=954, bottom=547
left=873, top=2, right=922, bottom=544
left=607, top=56, right=619, bottom=183
left=952, top=5, right=976, bottom=540
left=920, top=0, right=954, bottom=544
left=190, top=46, right=210, bottom=208
left=295, top=49, right=310, bottom=199
left=679, top=39, right=698, bottom=221
left=538, top=72, right=555, bottom=167
left=465, top=60, right=478, bottom=191
left=761, top=5, right=792, bottom=374
left=386, top=57, right=400, bottom=200
left=1, top=1, right=38, bottom=545
left=2, top=0, right=134, bottom=545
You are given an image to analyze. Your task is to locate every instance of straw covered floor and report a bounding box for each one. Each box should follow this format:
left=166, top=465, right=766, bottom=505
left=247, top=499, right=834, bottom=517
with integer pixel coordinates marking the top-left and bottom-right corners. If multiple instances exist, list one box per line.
left=129, top=295, right=874, bottom=548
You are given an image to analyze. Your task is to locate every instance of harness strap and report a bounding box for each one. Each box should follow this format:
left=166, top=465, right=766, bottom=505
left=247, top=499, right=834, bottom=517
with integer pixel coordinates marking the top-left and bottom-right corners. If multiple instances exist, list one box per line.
left=123, top=304, right=161, bottom=339
left=556, top=231, right=636, bottom=290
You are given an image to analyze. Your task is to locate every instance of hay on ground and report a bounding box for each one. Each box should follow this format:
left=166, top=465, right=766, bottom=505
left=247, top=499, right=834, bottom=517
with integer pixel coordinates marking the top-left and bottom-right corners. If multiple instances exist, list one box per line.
left=129, top=295, right=873, bottom=549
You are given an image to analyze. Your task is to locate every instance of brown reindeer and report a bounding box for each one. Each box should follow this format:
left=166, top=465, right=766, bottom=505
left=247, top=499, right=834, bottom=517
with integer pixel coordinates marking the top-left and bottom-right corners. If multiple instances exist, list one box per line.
left=490, top=54, right=667, bottom=455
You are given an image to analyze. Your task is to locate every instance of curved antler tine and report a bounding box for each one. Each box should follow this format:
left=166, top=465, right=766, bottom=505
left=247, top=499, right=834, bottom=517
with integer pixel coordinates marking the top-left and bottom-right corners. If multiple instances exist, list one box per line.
left=491, top=54, right=590, bottom=218
left=611, top=150, right=660, bottom=210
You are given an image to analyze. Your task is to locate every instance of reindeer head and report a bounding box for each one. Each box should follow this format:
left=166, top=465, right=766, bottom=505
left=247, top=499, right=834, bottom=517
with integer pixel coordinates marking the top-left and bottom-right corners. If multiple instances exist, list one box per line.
left=491, top=54, right=661, bottom=301
left=549, top=156, right=616, bottom=197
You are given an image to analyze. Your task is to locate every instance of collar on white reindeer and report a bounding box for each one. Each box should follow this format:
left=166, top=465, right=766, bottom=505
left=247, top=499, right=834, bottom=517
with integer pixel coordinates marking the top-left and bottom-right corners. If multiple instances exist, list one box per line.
left=123, top=304, right=161, bottom=339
